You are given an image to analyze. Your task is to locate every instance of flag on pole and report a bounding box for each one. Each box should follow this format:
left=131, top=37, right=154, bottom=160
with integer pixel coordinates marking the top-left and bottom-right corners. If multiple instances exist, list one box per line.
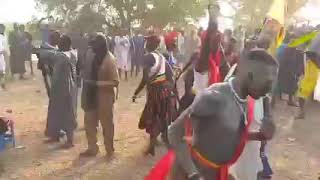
left=288, top=31, right=319, bottom=48
left=267, top=0, right=287, bottom=25
left=260, top=0, right=287, bottom=56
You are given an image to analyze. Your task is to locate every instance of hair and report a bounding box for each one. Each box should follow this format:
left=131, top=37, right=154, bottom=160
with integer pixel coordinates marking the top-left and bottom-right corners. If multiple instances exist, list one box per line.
left=145, top=35, right=160, bottom=52
left=58, top=34, right=72, bottom=51
left=245, top=48, right=278, bottom=67
left=49, top=31, right=61, bottom=46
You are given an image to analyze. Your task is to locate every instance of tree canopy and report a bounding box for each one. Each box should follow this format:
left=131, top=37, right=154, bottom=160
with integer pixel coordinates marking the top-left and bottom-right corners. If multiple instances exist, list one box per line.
left=35, top=0, right=309, bottom=34
left=35, top=0, right=206, bottom=33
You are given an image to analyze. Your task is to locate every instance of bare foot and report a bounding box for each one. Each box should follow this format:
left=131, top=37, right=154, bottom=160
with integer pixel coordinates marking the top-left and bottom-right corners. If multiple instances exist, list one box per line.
left=287, top=101, right=299, bottom=107
left=60, top=142, right=74, bottom=149
left=144, top=146, right=155, bottom=156
left=43, top=138, right=59, bottom=144
left=295, top=112, right=305, bottom=119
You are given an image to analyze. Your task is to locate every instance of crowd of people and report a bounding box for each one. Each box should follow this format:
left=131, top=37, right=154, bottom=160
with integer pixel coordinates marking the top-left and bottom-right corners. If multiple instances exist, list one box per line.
left=1, top=3, right=320, bottom=180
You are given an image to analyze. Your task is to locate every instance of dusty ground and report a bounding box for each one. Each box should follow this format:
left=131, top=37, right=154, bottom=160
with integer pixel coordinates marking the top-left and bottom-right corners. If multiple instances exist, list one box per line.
left=0, top=67, right=319, bottom=180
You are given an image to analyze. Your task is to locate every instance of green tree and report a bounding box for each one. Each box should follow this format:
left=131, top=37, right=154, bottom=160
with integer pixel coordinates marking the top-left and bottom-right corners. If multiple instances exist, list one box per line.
left=230, top=0, right=308, bottom=32
left=35, top=0, right=207, bottom=33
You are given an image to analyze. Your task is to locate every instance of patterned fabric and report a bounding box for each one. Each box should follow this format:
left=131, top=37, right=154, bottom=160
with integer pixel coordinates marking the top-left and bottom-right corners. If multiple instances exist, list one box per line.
left=138, top=81, right=177, bottom=136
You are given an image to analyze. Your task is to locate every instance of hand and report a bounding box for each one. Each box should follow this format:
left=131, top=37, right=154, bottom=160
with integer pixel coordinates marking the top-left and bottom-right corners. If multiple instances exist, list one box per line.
left=260, top=119, right=275, bottom=140
left=208, top=3, right=220, bottom=18
left=132, top=95, right=137, bottom=103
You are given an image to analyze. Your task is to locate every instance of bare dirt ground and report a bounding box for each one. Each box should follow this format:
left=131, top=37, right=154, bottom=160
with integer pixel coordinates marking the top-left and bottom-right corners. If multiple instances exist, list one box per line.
left=0, top=67, right=319, bottom=180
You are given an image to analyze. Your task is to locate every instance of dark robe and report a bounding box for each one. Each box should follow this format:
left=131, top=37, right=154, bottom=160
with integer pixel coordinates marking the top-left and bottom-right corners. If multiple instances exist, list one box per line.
left=8, top=31, right=26, bottom=74
left=130, top=35, right=145, bottom=67
left=278, top=47, right=304, bottom=95
left=39, top=50, right=78, bottom=137
left=20, top=32, right=33, bottom=62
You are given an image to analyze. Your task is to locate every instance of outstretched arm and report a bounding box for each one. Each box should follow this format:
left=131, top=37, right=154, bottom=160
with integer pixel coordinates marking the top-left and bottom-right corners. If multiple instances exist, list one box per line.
left=37, top=49, right=56, bottom=67
left=133, top=54, right=153, bottom=98
left=194, top=4, right=220, bottom=73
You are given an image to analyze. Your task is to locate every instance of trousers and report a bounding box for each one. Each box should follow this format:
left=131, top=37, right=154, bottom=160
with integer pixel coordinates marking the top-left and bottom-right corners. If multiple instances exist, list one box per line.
left=84, top=94, right=115, bottom=153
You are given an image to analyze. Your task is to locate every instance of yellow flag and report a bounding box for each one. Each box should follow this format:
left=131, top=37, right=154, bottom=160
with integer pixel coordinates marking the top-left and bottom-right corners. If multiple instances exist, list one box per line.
left=260, top=0, right=287, bottom=56
left=267, top=0, right=287, bottom=25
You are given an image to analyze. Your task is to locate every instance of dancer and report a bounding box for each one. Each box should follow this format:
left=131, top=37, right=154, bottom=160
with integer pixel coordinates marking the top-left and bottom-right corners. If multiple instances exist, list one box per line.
left=168, top=49, right=277, bottom=180
left=133, top=35, right=177, bottom=156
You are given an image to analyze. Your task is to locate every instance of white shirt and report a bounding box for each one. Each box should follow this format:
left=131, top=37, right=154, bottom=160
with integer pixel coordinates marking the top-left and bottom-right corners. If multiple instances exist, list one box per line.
left=149, top=52, right=166, bottom=77
left=192, top=70, right=209, bottom=94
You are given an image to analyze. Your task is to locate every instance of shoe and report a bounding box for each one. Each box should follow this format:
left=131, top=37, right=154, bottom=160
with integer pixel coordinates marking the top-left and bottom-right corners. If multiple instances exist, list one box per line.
left=80, top=149, right=99, bottom=157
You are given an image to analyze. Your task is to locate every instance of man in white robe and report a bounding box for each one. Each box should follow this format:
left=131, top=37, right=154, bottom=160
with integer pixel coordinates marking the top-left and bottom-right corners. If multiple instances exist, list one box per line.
left=114, top=35, right=131, bottom=81
left=231, top=98, right=265, bottom=180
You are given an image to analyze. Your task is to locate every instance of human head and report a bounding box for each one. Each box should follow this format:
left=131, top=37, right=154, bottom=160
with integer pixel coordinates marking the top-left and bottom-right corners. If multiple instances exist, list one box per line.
left=0, top=24, right=5, bottom=34
left=224, top=29, right=232, bottom=37
left=58, top=34, right=72, bottom=52
left=208, top=3, right=220, bottom=20
left=190, top=29, right=197, bottom=37
left=256, top=34, right=271, bottom=50
left=13, top=23, right=19, bottom=31
left=179, top=30, right=185, bottom=37
left=49, top=31, right=60, bottom=46
left=92, top=34, right=108, bottom=56
left=145, top=35, right=160, bottom=52
left=237, top=48, right=278, bottom=99
left=19, top=25, right=25, bottom=32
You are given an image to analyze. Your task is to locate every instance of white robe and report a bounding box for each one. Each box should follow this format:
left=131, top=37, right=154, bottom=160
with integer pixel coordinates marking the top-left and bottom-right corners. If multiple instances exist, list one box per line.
left=114, top=36, right=131, bottom=71
left=231, top=98, right=264, bottom=180
left=0, top=34, right=7, bottom=73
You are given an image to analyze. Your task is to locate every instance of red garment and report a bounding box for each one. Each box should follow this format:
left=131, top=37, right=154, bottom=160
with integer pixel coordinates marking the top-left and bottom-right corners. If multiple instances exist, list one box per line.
left=145, top=150, right=175, bottom=180
left=200, top=30, right=223, bottom=85
left=164, top=31, right=179, bottom=51
left=145, top=97, right=255, bottom=180
left=208, top=49, right=222, bottom=85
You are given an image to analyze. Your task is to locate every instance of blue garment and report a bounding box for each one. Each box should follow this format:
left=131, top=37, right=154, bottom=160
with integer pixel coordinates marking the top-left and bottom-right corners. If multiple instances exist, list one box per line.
left=276, top=43, right=287, bottom=60
left=168, top=51, right=177, bottom=66
left=40, top=27, right=50, bottom=45
left=131, top=35, right=145, bottom=65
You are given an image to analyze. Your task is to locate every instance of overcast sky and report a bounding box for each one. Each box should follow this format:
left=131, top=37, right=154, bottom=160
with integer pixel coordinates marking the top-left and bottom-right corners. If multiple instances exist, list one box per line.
left=0, top=0, right=42, bottom=23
